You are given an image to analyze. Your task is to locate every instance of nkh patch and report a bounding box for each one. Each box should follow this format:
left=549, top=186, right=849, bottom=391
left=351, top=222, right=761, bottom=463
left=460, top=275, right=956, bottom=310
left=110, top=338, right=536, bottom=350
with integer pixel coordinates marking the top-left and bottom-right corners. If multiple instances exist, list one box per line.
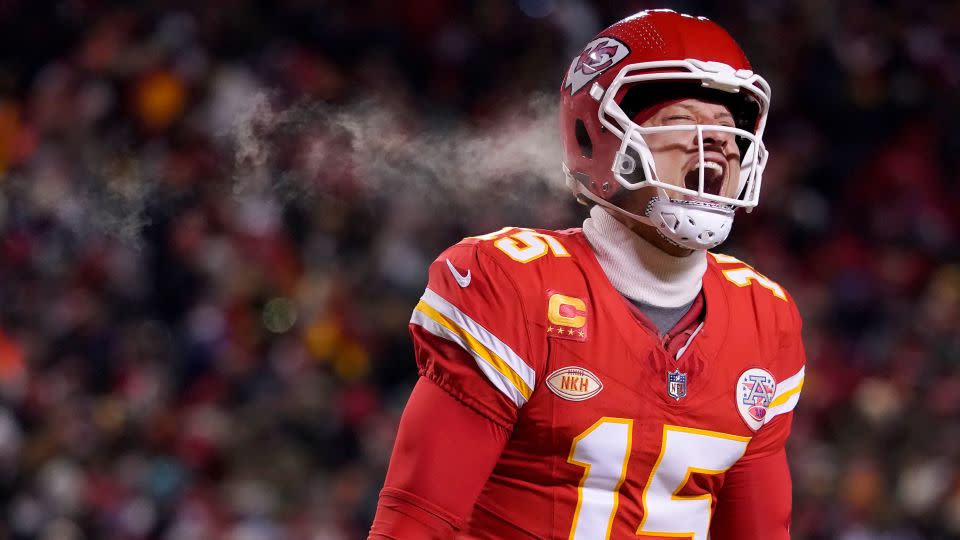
left=563, top=37, right=630, bottom=95
left=546, top=291, right=588, bottom=342
left=546, top=366, right=603, bottom=401
left=667, top=369, right=687, bottom=401
left=737, top=368, right=777, bottom=431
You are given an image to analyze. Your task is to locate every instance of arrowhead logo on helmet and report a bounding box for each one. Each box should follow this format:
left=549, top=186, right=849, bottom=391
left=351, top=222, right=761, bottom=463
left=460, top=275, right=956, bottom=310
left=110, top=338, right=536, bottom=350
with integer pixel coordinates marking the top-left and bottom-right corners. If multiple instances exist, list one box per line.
left=563, top=37, right=630, bottom=95
left=576, top=41, right=620, bottom=75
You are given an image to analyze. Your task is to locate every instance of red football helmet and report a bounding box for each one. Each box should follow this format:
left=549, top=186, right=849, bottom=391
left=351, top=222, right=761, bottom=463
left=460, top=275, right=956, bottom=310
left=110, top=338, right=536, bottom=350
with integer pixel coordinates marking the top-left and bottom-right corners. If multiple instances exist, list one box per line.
left=559, top=9, right=771, bottom=249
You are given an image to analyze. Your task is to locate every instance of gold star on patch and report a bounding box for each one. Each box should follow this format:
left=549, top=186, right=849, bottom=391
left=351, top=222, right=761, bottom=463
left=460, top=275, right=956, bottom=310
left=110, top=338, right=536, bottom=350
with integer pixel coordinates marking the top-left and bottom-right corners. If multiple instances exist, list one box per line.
left=567, top=328, right=574, bottom=335
left=547, top=326, right=553, bottom=333
left=578, top=329, right=585, bottom=337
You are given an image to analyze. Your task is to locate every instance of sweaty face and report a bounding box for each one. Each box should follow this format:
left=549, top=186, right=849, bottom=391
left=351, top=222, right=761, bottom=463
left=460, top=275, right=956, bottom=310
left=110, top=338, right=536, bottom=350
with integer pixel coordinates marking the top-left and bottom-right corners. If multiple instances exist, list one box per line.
left=639, top=98, right=743, bottom=201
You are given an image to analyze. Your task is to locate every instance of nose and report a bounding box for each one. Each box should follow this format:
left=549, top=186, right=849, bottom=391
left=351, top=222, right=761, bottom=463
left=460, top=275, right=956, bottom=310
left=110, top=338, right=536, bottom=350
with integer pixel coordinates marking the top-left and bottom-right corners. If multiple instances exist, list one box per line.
left=700, top=127, right=734, bottom=149
left=700, top=127, right=741, bottom=161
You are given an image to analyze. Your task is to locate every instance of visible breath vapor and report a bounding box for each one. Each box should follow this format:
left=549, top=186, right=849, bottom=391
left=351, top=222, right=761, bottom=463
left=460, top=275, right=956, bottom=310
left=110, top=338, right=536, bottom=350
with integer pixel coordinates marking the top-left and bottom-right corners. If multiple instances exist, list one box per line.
left=228, top=92, right=564, bottom=210
left=10, top=91, right=564, bottom=246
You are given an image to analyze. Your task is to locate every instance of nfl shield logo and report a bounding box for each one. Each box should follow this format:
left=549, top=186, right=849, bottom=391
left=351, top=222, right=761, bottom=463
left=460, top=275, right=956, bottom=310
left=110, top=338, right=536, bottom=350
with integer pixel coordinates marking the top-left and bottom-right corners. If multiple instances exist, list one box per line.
left=667, top=369, right=687, bottom=401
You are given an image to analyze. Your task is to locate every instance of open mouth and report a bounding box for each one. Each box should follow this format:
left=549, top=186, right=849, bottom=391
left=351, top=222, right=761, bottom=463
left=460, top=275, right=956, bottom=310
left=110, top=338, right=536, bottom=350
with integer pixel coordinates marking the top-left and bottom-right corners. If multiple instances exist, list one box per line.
left=683, top=161, right=725, bottom=196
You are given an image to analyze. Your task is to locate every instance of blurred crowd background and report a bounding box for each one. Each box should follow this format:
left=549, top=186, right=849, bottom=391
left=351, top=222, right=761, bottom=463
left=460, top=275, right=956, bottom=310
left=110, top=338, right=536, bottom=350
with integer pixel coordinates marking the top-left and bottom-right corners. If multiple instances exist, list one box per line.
left=0, top=0, right=957, bottom=538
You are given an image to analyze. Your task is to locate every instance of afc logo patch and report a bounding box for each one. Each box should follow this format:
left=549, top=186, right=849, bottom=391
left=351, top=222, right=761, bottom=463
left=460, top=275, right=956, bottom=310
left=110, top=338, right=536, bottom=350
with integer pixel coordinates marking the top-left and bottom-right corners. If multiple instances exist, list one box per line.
left=736, top=368, right=777, bottom=431
left=563, top=37, right=630, bottom=95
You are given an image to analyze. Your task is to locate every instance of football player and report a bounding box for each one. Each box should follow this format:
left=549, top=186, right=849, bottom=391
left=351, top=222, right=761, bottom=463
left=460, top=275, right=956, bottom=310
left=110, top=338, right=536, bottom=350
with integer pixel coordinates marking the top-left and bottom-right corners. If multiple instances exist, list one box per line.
left=370, top=9, right=805, bottom=539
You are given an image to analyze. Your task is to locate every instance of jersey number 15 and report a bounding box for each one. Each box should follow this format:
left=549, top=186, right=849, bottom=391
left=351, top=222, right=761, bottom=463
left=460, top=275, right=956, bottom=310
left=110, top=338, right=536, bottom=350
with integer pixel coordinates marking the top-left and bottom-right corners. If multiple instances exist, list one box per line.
left=569, top=418, right=750, bottom=540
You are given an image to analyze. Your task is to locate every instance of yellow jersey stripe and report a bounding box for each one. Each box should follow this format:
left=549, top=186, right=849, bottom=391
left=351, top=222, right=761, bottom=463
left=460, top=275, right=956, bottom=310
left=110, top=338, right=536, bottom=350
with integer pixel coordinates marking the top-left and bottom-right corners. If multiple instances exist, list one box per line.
left=775, top=365, right=805, bottom=394
left=420, top=288, right=536, bottom=388
left=413, top=300, right=533, bottom=401
left=764, top=365, right=806, bottom=425
left=769, top=376, right=804, bottom=408
left=765, top=392, right=801, bottom=424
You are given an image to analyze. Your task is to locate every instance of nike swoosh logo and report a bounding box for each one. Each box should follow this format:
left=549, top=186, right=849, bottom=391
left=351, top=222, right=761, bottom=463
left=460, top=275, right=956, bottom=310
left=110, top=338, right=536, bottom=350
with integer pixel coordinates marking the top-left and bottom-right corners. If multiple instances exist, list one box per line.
left=446, top=259, right=471, bottom=288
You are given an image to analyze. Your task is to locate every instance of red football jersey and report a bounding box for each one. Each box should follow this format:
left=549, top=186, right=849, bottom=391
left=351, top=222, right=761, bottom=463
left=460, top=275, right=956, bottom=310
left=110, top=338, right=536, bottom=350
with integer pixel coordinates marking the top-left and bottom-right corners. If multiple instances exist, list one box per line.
left=409, top=226, right=806, bottom=539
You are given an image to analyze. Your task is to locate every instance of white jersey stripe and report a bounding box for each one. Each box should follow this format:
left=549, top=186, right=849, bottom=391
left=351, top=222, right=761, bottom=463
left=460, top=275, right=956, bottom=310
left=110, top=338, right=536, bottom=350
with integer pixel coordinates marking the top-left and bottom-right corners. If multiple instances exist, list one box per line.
left=410, top=310, right=529, bottom=407
left=765, top=392, right=801, bottom=424
left=409, top=287, right=536, bottom=406
left=769, top=365, right=804, bottom=407
left=764, top=365, right=805, bottom=425
left=419, top=288, right=536, bottom=390
left=773, top=365, right=805, bottom=400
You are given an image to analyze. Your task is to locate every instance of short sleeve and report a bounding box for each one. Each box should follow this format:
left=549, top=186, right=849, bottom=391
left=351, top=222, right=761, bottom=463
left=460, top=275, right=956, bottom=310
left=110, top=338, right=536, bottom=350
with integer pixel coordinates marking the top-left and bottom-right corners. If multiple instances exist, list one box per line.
left=409, top=242, right=539, bottom=427
left=743, top=297, right=806, bottom=459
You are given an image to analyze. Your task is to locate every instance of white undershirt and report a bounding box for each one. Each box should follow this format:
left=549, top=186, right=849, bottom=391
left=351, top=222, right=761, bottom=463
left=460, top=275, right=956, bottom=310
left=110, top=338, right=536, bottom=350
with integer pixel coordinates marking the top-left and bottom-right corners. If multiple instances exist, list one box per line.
left=582, top=205, right=707, bottom=309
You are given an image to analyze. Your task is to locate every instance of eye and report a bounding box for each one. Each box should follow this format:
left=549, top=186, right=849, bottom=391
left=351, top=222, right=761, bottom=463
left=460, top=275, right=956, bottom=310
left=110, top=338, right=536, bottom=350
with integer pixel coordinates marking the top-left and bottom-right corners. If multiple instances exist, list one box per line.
left=715, top=115, right=737, bottom=128
left=664, top=115, right=695, bottom=124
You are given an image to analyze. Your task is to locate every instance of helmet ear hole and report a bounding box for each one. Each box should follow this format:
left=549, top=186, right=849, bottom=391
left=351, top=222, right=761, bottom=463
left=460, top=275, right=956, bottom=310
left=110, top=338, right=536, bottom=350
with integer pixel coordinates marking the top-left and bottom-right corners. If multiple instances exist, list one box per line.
left=621, top=146, right=647, bottom=185
left=575, top=120, right=593, bottom=158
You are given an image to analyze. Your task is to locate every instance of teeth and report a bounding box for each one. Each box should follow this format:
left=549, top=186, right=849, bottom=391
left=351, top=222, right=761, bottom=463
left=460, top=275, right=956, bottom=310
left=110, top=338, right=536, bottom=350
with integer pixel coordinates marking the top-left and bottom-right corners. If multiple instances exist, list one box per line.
left=685, top=161, right=725, bottom=192
left=699, top=162, right=723, bottom=173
